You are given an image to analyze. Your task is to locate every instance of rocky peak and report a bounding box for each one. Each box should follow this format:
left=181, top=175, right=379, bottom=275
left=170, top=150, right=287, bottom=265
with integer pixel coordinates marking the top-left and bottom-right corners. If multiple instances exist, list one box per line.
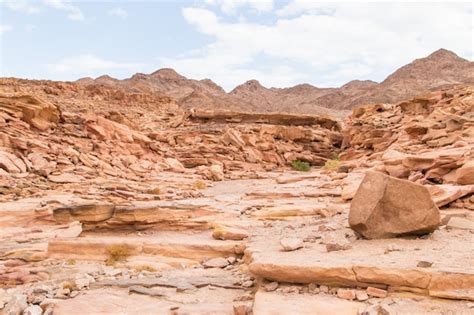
left=426, top=48, right=465, bottom=61
left=231, top=80, right=266, bottom=94
left=94, top=75, right=118, bottom=85
left=150, top=68, right=186, bottom=80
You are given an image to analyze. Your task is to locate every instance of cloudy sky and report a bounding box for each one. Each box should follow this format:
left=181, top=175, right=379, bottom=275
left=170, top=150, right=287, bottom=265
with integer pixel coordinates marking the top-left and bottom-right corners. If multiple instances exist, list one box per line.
left=0, top=0, right=472, bottom=90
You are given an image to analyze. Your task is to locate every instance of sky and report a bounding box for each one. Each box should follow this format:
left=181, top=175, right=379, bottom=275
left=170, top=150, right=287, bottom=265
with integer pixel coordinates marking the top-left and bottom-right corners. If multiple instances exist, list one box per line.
left=0, top=0, right=473, bottom=91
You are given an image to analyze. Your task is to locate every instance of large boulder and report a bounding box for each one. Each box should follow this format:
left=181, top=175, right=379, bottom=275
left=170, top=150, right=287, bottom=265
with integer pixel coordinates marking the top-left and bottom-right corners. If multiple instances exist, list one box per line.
left=349, top=171, right=440, bottom=239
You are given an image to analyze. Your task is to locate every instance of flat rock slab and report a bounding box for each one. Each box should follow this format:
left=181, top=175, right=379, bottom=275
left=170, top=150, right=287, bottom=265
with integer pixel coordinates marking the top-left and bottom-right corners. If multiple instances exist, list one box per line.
left=94, top=268, right=243, bottom=291
left=253, top=292, right=362, bottom=315
left=51, top=287, right=239, bottom=315
left=247, top=228, right=474, bottom=299
left=48, top=232, right=245, bottom=261
left=253, top=291, right=474, bottom=315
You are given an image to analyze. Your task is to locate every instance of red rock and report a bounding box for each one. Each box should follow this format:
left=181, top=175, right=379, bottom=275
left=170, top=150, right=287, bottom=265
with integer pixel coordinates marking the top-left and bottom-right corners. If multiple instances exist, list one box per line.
left=337, top=289, right=356, bottom=300
left=366, top=287, right=388, bottom=298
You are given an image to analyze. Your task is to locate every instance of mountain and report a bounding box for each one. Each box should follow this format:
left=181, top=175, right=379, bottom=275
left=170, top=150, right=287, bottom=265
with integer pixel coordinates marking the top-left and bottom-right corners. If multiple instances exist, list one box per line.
left=76, top=49, right=474, bottom=115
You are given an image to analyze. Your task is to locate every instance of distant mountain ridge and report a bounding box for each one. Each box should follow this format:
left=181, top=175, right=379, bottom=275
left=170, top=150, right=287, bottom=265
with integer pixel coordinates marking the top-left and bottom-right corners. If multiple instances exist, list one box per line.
left=76, top=49, right=474, bottom=115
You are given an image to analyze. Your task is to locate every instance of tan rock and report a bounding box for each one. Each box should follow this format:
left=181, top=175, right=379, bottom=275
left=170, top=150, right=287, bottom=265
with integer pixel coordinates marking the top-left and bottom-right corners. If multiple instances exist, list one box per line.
left=279, top=238, right=303, bottom=251
left=456, top=160, right=474, bottom=185
left=164, top=158, right=185, bottom=173
left=446, top=217, right=474, bottom=230
left=349, top=171, right=440, bottom=239
left=355, top=290, right=368, bottom=301
left=209, top=164, right=224, bottom=181
left=48, top=173, right=85, bottom=184
left=366, top=286, right=387, bottom=298
left=337, top=289, right=356, bottom=300
left=213, top=226, right=249, bottom=241
left=0, top=151, right=25, bottom=174
left=54, top=221, right=82, bottom=238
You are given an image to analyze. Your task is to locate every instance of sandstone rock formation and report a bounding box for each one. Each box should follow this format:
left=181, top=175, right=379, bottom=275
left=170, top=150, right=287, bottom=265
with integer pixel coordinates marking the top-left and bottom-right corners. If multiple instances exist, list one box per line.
left=0, top=51, right=473, bottom=314
left=349, top=171, right=440, bottom=239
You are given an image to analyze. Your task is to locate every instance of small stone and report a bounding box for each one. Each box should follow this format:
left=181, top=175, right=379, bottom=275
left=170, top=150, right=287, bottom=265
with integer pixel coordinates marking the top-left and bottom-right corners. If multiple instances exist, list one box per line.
left=227, top=257, right=237, bottom=264
left=326, top=243, right=352, bottom=252
left=233, top=293, right=253, bottom=301
left=213, top=226, right=249, bottom=240
left=366, top=287, right=388, bottom=298
left=264, top=282, right=279, bottom=292
left=337, top=289, right=356, bottom=300
left=308, top=283, right=319, bottom=293
left=70, top=291, right=79, bottom=298
left=384, top=245, right=401, bottom=254
left=416, top=261, right=433, bottom=268
left=355, top=290, right=369, bottom=301
left=279, top=238, right=303, bottom=251
left=103, top=268, right=122, bottom=277
left=55, top=221, right=82, bottom=238
left=3, top=294, right=28, bottom=315
left=281, top=286, right=292, bottom=294
left=23, top=304, right=43, bottom=315
left=54, top=288, right=70, bottom=299
left=320, top=285, right=329, bottom=293
left=241, top=280, right=254, bottom=288
left=203, top=257, right=229, bottom=268
left=74, top=278, right=91, bottom=290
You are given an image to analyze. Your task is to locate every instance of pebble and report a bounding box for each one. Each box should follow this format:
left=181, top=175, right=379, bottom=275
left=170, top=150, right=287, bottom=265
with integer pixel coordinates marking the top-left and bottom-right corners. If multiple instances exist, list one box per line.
left=264, top=282, right=279, bottom=292
left=203, top=257, right=229, bottom=268
left=366, top=287, right=388, bottom=298
left=279, top=238, right=304, bottom=251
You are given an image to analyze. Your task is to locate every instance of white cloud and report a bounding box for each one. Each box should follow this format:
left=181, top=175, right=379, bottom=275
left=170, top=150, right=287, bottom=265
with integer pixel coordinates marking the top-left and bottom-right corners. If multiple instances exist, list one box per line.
left=0, top=0, right=41, bottom=14
left=0, top=24, right=13, bottom=34
left=108, top=7, right=128, bottom=19
left=164, top=3, right=473, bottom=90
left=205, top=0, right=273, bottom=15
left=1, top=0, right=84, bottom=21
left=47, top=54, right=145, bottom=75
left=41, top=0, right=84, bottom=21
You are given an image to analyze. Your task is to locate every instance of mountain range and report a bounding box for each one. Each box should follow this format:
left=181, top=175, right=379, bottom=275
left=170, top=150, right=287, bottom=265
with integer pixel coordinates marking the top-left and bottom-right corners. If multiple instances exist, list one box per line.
left=76, top=48, right=474, bottom=116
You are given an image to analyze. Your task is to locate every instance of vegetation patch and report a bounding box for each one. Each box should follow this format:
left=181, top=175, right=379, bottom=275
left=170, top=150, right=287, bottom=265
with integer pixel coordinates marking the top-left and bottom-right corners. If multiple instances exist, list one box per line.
left=134, top=264, right=158, bottom=273
left=105, top=245, right=132, bottom=266
left=62, top=281, right=76, bottom=290
left=194, top=180, right=207, bottom=190
left=323, top=154, right=341, bottom=171
left=291, top=160, right=311, bottom=172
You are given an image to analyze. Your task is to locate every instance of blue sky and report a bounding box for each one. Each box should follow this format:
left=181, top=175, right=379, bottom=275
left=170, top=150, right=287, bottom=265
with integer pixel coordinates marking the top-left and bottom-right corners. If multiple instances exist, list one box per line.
left=0, top=0, right=473, bottom=91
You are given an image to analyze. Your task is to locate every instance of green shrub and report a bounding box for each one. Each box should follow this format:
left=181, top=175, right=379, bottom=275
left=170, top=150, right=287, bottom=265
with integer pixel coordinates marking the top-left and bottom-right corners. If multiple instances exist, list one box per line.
left=291, top=160, right=311, bottom=172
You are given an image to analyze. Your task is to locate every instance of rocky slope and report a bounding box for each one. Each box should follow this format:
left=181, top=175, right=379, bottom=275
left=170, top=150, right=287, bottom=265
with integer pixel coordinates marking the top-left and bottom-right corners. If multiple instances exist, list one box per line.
left=76, top=48, right=473, bottom=115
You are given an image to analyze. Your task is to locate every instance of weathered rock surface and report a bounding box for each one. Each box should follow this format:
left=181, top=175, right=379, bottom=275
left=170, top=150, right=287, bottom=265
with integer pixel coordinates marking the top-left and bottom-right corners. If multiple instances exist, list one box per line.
left=349, top=171, right=440, bottom=239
